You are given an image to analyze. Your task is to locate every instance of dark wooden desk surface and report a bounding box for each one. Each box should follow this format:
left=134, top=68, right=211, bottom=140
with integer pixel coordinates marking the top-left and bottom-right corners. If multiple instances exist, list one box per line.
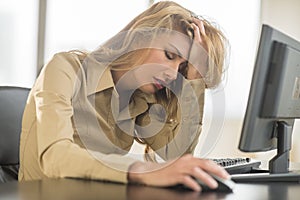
left=0, top=178, right=300, bottom=200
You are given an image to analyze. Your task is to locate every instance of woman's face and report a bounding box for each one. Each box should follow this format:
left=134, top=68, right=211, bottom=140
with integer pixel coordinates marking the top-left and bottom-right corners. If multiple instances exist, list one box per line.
left=134, top=49, right=186, bottom=94
left=133, top=33, right=191, bottom=94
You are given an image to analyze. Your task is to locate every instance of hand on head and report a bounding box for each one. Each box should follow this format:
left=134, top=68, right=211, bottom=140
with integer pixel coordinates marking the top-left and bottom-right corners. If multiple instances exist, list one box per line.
left=187, top=18, right=209, bottom=80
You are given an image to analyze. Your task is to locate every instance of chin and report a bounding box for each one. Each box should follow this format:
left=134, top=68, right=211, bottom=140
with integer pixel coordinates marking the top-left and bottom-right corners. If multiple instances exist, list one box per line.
left=139, top=84, right=157, bottom=94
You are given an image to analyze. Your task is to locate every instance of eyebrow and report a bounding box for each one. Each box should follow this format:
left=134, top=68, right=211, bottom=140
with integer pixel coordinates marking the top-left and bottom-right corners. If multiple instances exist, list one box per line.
left=168, top=43, right=183, bottom=57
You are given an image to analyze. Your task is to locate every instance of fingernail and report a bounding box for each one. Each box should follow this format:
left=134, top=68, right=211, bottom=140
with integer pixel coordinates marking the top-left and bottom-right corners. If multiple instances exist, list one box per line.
left=224, top=173, right=231, bottom=179
left=195, top=185, right=201, bottom=192
left=211, top=180, right=218, bottom=188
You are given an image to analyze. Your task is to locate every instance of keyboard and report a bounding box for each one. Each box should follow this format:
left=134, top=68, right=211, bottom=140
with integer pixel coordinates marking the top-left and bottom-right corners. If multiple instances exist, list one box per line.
left=210, top=157, right=262, bottom=175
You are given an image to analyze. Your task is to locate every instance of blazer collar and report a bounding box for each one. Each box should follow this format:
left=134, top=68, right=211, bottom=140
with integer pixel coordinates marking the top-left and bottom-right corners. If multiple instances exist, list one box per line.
left=84, top=57, right=114, bottom=96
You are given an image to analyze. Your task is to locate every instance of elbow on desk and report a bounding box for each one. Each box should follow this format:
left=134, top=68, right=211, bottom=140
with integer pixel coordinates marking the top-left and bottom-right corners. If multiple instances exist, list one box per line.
left=38, top=140, right=79, bottom=179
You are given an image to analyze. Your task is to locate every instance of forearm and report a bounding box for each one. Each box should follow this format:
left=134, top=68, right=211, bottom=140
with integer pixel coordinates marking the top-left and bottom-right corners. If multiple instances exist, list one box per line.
left=40, top=140, right=137, bottom=183
left=170, top=78, right=205, bottom=154
left=152, top=78, right=205, bottom=159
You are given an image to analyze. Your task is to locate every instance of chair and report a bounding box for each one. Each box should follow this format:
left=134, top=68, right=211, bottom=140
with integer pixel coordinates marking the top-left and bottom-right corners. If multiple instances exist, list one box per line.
left=0, top=86, right=30, bottom=183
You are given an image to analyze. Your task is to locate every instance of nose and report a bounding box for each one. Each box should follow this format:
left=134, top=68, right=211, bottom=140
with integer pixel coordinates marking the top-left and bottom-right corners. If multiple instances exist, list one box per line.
left=163, top=64, right=180, bottom=83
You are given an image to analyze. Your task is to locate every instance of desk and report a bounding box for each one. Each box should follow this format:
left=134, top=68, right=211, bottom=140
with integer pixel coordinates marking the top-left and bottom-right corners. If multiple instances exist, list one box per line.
left=0, top=178, right=300, bottom=200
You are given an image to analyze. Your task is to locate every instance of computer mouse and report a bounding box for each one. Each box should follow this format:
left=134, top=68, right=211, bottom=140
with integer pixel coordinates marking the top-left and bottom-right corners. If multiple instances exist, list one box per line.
left=194, top=173, right=235, bottom=193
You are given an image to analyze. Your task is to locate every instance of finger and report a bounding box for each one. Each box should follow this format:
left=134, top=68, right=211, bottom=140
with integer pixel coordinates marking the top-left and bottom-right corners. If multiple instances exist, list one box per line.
left=180, top=175, right=201, bottom=192
left=197, top=159, right=230, bottom=179
left=190, top=22, right=208, bottom=53
left=190, top=23, right=201, bottom=43
left=192, top=18, right=206, bottom=36
left=191, top=167, right=218, bottom=189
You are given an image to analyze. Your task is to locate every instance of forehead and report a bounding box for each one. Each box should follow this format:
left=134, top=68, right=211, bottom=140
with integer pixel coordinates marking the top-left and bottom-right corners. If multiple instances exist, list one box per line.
left=152, top=31, right=191, bottom=59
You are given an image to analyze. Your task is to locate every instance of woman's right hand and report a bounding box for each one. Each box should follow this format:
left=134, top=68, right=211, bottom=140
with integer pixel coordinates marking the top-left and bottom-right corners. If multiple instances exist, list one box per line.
left=186, top=19, right=208, bottom=80
left=128, top=154, right=230, bottom=191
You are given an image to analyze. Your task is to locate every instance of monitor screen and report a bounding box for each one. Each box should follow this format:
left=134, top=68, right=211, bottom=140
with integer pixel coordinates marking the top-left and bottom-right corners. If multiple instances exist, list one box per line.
left=238, top=24, right=300, bottom=177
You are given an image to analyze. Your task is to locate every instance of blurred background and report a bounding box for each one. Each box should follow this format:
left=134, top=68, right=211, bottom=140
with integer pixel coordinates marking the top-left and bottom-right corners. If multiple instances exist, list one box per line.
left=1, top=0, right=300, bottom=163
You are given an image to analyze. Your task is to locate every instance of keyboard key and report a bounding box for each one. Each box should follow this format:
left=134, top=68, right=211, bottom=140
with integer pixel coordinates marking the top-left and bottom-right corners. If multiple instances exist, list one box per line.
left=209, top=157, right=262, bottom=174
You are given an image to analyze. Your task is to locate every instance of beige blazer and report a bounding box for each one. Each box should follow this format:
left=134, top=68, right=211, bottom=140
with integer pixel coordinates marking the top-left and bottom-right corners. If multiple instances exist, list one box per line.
left=18, top=51, right=205, bottom=183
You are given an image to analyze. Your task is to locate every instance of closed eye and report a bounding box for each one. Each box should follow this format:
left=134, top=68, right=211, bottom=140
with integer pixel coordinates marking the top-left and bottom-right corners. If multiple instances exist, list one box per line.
left=164, top=50, right=175, bottom=60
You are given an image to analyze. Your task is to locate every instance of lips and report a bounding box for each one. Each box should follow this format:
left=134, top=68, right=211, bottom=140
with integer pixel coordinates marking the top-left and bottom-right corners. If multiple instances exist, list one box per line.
left=153, top=78, right=166, bottom=90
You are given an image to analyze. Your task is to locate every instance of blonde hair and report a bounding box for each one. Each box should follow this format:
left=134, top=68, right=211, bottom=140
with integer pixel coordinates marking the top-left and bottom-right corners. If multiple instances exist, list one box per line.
left=86, top=1, right=229, bottom=161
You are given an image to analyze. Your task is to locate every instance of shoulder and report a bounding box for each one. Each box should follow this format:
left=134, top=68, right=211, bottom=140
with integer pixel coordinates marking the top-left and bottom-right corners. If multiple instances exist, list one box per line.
left=42, top=51, right=89, bottom=76
left=51, top=50, right=87, bottom=66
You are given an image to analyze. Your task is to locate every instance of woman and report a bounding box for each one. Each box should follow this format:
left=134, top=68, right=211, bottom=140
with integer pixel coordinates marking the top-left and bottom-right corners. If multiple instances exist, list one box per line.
left=19, top=1, right=229, bottom=191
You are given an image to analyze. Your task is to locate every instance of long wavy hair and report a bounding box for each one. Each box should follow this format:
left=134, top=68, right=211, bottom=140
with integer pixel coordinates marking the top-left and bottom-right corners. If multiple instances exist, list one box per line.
left=84, top=1, right=229, bottom=161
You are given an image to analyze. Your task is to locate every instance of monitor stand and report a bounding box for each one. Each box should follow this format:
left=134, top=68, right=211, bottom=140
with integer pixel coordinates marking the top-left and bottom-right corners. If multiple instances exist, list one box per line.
left=232, top=121, right=300, bottom=182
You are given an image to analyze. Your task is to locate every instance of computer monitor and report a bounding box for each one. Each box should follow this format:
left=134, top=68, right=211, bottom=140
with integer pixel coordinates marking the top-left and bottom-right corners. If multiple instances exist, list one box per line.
left=236, top=24, right=300, bottom=182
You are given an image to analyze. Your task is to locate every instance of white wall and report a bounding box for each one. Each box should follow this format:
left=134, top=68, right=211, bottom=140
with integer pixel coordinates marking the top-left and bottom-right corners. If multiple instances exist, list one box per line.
left=261, top=0, right=300, bottom=42
left=44, top=0, right=148, bottom=62
left=0, top=0, right=38, bottom=88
